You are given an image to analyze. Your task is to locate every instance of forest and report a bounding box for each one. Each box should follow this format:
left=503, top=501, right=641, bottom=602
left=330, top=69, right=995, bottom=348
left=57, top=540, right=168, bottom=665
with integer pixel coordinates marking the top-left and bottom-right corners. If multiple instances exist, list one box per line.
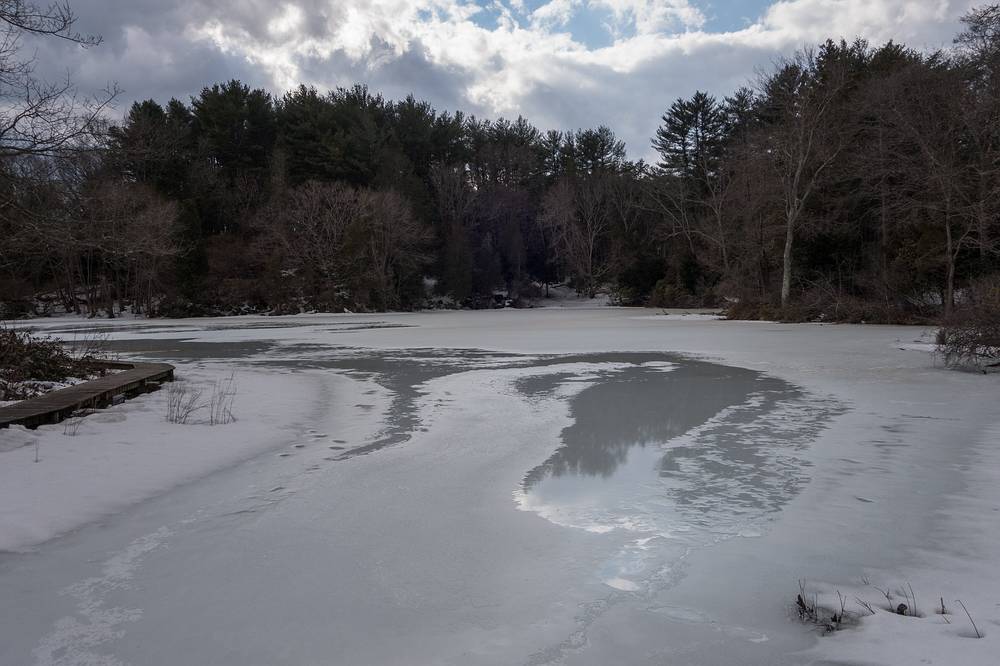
left=2, top=5, right=1000, bottom=323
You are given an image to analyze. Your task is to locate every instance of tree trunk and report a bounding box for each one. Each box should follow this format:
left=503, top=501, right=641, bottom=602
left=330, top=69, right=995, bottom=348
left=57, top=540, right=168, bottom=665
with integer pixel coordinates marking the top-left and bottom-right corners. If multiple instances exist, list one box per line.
left=944, top=211, right=955, bottom=318
left=757, top=214, right=767, bottom=300
left=103, top=275, right=115, bottom=319
left=878, top=128, right=891, bottom=303
left=781, top=209, right=796, bottom=307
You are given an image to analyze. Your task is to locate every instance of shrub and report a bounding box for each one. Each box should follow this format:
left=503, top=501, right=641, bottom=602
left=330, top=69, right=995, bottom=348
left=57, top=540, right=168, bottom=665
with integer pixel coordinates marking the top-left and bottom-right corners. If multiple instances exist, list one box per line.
left=725, top=290, right=937, bottom=324
left=938, top=276, right=1000, bottom=371
left=648, top=278, right=720, bottom=309
left=0, top=328, right=93, bottom=401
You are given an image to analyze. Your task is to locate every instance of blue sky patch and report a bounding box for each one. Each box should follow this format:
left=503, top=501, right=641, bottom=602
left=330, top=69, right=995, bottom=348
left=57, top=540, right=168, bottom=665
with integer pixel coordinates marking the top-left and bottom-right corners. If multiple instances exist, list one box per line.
left=697, top=0, right=773, bottom=32
left=469, top=1, right=777, bottom=48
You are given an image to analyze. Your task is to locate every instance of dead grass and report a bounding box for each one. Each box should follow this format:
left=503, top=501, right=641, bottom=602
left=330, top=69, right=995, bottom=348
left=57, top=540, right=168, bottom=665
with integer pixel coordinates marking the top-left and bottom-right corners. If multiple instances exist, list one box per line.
left=165, top=374, right=237, bottom=425
left=795, top=578, right=985, bottom=640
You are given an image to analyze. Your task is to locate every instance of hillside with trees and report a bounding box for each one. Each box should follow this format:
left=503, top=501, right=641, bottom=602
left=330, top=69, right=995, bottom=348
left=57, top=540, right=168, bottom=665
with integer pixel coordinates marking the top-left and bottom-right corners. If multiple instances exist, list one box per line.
left=2, top=3, right=999, bottom=323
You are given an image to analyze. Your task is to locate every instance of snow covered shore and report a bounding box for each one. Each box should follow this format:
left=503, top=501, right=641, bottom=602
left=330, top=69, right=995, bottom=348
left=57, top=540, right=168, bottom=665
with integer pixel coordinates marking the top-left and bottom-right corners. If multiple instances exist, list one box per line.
left=0, top=308, right=996, bottom=665
left=0, top=368, right=327, bottom=551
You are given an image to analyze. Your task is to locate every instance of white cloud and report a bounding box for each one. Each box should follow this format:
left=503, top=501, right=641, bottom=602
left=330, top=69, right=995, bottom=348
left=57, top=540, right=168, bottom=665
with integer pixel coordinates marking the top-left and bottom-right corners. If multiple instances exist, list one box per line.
left=45, top=0, right=983, bottom=158
left=758, top=0, right=957, bottom=45
left=531, top=0, right=581, bottom=29
left=591, top=0, right=706, bottom=35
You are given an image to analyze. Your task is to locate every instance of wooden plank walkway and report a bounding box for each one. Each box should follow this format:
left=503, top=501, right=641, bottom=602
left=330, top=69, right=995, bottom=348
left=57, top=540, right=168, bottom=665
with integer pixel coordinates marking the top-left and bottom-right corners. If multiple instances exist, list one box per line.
left=0, top=362, right=174, bottom=430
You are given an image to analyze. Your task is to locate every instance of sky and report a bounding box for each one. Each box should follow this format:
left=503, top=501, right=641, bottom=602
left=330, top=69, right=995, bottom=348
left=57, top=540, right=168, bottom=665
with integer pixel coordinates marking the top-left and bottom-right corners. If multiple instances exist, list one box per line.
left=29, top=0, right=981, bottom=160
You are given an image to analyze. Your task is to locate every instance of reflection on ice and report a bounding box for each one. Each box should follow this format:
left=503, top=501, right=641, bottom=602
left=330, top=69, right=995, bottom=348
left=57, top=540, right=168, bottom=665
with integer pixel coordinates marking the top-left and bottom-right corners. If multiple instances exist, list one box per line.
left=516, top=354, right=844, bottom=590
left=522, top=360, right=749, bottom=484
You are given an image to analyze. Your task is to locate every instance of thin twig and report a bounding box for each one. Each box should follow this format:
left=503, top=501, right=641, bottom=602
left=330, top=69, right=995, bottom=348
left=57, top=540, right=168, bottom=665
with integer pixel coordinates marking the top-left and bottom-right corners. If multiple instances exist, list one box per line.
left=907, top=582, right=917, bottom=617
left=855, top=597, right=876, bottom=616
left=955, top=599, right=982, bottom=638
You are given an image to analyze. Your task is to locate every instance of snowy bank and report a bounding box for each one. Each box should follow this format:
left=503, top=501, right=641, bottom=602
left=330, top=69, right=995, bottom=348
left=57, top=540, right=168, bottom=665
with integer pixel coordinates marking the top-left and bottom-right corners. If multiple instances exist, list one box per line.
left=799, top=421, right=1000, bottom=665
left=0, top=366, right=319, bottom=551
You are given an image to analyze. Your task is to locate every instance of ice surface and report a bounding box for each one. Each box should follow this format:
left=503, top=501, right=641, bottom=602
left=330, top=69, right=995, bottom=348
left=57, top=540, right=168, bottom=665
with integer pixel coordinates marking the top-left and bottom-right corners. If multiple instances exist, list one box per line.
left=0, top=309, right=996, bottom=665
left=515, top=356, right=844, bottom=596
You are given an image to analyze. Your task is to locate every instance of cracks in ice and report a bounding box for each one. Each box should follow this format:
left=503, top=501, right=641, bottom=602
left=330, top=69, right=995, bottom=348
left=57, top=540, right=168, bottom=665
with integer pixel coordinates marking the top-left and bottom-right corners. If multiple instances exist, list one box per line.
left=524, top=597, right=612, bottom=666
left=32, top=527, right=172, bottom=666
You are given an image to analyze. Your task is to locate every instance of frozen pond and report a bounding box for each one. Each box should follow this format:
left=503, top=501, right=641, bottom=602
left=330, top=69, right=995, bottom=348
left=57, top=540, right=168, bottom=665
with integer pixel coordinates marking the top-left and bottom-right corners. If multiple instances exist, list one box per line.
left=1, top=309, right=996, bottom=665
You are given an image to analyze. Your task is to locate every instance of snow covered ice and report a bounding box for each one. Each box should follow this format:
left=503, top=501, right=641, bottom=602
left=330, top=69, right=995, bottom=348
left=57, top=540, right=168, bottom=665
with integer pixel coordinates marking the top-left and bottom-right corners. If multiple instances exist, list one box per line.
left=0, top=308, right=997, bottom=665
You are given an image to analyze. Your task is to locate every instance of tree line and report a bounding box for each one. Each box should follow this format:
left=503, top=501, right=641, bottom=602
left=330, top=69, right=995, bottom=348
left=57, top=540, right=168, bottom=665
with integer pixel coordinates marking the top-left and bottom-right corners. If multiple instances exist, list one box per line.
left=2, top=2, right=1000, bottom=321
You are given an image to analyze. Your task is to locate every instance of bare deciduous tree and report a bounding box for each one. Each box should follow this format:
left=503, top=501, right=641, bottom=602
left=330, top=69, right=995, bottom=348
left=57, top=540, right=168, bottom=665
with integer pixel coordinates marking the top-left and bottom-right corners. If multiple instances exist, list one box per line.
left=359, top=188, right=427, bottom=310
left=759, top=50, right=847, bottom=306
left=275, top=181, right=358, bottom=288
left=542, top=176, right=612, bottom=298
left=273, top=181, right=427, bottom=310
left=80, top=181, right=180, bottom=315
left=877, top=62, right=994, bottom=315
left=0, top=1, right=116, bottom=160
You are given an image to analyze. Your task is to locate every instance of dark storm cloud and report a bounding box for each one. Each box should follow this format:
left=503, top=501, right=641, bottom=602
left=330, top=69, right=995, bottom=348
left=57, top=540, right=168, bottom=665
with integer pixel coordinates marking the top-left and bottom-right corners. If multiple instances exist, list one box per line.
left=23, top=0, right=269, bottom=117
left=290, top=36, right=486, bottom=117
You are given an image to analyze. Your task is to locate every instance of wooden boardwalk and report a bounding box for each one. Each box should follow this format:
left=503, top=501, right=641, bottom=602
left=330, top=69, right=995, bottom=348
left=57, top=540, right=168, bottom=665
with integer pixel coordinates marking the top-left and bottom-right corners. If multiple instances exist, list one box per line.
left=0, top=362, right=174, bottom=430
